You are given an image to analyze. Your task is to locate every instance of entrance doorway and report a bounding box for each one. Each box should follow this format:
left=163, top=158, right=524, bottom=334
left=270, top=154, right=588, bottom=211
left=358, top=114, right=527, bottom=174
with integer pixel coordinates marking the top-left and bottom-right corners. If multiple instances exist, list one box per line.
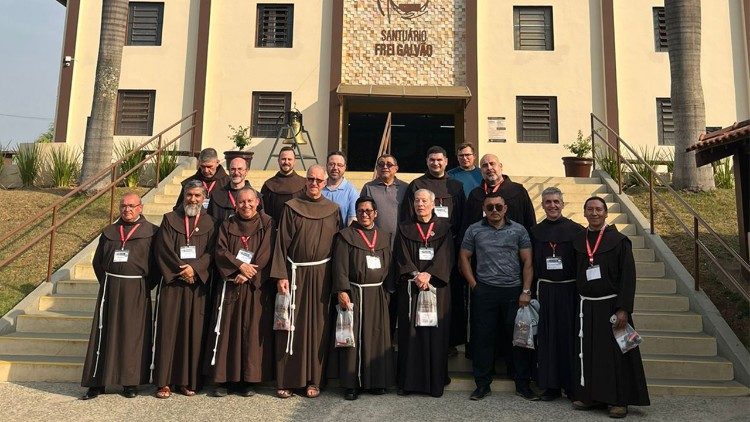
left=346, top=113, right=456, bottom=173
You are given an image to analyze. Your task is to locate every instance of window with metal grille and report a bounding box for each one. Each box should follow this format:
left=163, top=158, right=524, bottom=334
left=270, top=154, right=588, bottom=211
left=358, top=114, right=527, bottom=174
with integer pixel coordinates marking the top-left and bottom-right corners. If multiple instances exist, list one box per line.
left=127, top=2, right=164, bottom=46
left=516, top=96, right=558, bottom=143
left=256, top=4, right=294, bottom=48
left=653, top=7, right=668, bottom=52
left=251, top=92, right=291, bottom=137
left=513, top=6, right=553, bottom=51
left=656, top=98, right=675, bottom=146
left=115, top=90, right=156, bottom=136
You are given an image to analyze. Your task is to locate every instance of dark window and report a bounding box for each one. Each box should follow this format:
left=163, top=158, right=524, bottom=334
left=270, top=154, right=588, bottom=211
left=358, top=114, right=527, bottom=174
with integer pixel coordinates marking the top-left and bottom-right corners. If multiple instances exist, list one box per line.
left=115, top=90, right=156, bottom=136
left=127, top=2, right=164, bottom=46
left=256, top=4, right=294, bottom=48
left=656, top=98, right=674, bottom=146
left=653, top=7, right=668, bottom=52
left=251, top=92, right=291, bottom=137
left=516, top=96, right=558, bottom=143
left=513, top=6, right=553, bottom=51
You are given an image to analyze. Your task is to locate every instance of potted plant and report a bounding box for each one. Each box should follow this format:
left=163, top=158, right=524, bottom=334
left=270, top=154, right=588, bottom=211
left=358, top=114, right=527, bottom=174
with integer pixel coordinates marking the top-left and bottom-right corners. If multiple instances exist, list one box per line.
left=562, top=130, right=594, bottom=177
left=224, top=124, right=254, bottom=166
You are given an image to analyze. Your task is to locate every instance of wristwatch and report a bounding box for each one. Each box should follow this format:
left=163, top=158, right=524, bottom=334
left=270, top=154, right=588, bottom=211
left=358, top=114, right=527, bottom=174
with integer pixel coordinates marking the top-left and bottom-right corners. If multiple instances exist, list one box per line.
left=522, top=289, right=531, bottom=295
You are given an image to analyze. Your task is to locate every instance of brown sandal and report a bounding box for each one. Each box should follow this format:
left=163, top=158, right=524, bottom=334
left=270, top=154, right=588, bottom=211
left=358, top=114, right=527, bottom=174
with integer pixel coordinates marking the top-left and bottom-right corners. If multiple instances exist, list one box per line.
left=179, top=386, right=196, bottom=397
left=306, top=385, right=320, bottom=398
left=276, top=389, right=293, bottom=399
left=155, top=386, right=171, bottom=399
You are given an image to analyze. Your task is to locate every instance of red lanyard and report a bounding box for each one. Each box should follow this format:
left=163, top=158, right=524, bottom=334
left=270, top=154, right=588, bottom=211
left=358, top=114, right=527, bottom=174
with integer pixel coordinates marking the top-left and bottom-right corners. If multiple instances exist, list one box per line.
left=483, top=181, right=501, bottom=195
left=356, top=229, right=378, bottom=252
left=416, top=222, right=434, bottom=246
left=228, top=190, right=237, bottom=208
left=548, top=242, right=557, bottom=257
left=240, top=235, right=250, bottom=250
left=119, top=224, right=141, bottom=250
left=585, top=225, right=607, bottom=266
left=184, top=213, right=201, bottom=245
left=203, top=180, right=217, bottom=194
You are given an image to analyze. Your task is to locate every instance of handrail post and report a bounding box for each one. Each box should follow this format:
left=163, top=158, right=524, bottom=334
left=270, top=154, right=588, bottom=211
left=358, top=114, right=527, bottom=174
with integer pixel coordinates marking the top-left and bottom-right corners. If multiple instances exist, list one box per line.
left=649, top=170, right=655, bottom=234
left=109, top=167, right=116, bottom=224
left=590, top=115, right=596, bottom=171
left=155, top=134, right=162, bottom=186
left=694, top=216, right=700, bottom=291
left=616, top=136, right=622, bottom=194
left=46, top=207, right=58, bottom=283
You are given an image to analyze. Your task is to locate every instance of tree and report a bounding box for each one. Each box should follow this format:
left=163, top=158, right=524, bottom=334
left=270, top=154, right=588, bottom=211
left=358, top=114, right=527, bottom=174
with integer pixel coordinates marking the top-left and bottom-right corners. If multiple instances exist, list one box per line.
left=78, top=0, right=129, bottom=192
left=665, top=0, right=715, bottom=191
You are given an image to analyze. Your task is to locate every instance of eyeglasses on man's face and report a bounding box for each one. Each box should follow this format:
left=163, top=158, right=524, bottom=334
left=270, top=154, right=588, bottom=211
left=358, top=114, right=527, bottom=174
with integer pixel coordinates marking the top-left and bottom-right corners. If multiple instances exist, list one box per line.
left=306, top=177, right=325, bottom=185
left=356, top=209, right=375, bottom=215
left=484, top=204, right=504, bottom=212
left=120, top=204, right=141, bottom=210
left=377, top=162, right=396, bottom=169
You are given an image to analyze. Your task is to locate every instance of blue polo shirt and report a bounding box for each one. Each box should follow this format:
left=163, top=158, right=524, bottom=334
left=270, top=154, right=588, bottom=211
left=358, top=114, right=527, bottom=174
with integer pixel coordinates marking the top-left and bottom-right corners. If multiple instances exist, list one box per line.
left=322, top=178, right=359, bottom=224
left=447, top=166, right=482, bottom=197
left=461, top=218, right=532, bottom=287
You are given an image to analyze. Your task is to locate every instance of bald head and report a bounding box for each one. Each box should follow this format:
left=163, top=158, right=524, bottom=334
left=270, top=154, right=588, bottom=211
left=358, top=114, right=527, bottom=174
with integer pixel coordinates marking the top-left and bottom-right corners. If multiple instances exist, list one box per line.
left=305, top=165, right=326, bottom=199
left=229, top=157, right=248, bottom=188
left=479, top=154, right=504, bottom=186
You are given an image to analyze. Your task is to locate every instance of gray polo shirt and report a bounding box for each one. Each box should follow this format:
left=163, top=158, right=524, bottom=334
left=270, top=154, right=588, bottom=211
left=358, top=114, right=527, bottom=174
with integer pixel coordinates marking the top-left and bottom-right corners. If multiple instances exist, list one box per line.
left=461, top=218, right=532, bottom=287
left=360, top=177, right=408, bottom=241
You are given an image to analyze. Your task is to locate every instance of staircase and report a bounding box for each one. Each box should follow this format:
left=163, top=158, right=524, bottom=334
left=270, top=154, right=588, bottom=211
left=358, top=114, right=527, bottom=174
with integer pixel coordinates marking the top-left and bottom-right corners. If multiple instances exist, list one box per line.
left=0, top=164, right=747, bottom=396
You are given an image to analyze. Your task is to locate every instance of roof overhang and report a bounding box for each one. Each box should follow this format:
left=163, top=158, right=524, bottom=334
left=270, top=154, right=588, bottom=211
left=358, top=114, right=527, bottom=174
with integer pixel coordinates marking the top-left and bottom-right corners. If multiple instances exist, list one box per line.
left=336, top=84, right=471, bottom=103
left=687, top=120, right=750, bottom=166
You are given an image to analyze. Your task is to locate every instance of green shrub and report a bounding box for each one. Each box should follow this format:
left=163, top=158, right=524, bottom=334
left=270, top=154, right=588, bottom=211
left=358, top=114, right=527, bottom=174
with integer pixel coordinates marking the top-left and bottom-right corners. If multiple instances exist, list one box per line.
left=0, top=142, right=8, bottom=179
left=712, top=158, right=733, bottom=189
left=114, top=140, right=146, bottom=188
left=36, top=123, right=54, bottom=144
left=14, top=143, right=42, bottom=187
left=49, top=146, right=82, bottom=188
left=662, top=149, right=675, bottom=173
left=564, top=130, right=593, bottom=158
left=627, top=146, right=663, bottom=187
left=595, top=148, right=622, bottom=182
left=157, top=144, right=179, bottom=182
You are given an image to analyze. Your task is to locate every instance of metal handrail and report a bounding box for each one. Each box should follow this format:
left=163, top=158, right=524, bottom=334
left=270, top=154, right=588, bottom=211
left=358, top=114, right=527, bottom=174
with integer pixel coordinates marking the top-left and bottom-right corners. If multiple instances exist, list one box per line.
left=590, top=113, right=750, bottom=302
left=0, top=111, right=197, bottom=282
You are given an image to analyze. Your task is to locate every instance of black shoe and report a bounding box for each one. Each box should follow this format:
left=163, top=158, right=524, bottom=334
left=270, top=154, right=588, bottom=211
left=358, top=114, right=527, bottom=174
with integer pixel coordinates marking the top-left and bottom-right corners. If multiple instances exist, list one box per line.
left=344, top=388, right=359, bottom=400
left=80, top=387, right=104, bottom=400
left=540, top=388, right=561, bottom=401
left=237, top=384, right=255, bottom=397
left=470, top=386, right=491, bottom=401
left=369, top=388, right=386, bottom=395
left=444, top=376, right=452, bottom=386
left=397, top=388, right=410, bottom=396
left=122, top=386, right=137, bottom=398
left=211, top=385, right=228, bottom=397
left=515, top=385, right=540, bottom=401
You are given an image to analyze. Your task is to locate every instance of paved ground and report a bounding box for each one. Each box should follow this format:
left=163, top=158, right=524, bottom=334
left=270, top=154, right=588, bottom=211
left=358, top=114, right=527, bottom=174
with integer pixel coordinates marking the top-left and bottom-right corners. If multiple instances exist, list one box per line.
left=0, top=383, right=748, bottom=421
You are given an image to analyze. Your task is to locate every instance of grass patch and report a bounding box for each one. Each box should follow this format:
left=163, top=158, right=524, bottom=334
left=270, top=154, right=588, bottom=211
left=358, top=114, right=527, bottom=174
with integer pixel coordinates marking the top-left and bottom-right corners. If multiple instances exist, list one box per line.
left=626, top=186, right=749, bottom=347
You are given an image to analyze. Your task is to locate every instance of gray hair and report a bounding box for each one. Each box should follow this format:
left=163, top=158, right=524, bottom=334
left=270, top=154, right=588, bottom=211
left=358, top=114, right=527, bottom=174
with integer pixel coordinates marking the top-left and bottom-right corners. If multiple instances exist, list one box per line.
left=414, top=188, right=435, bottom=203
left=184, top=179, right=208, bottom=197
left=238, top=186, right=261, bottom=200
left=541, top=186, right=564, bottom=202
left=198, top=148, right=219, bottom=163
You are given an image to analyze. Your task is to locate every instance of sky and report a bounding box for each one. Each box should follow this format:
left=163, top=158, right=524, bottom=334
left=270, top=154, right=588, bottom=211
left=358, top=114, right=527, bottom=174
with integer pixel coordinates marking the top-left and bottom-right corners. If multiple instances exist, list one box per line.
left=0, top=0, right=65, bottom=148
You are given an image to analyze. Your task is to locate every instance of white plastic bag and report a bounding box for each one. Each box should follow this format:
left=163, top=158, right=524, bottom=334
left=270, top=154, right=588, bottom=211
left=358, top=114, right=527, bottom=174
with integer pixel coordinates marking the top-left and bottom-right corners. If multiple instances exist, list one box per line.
left=416, top=285, right=438, bottom=327
left=335, top=304, right=356, bottom=348
left=512, top=302, right=539, bottom=349
left=273, top=292, right=291, bottom=331
left=611, top=314, right=643, bottom=353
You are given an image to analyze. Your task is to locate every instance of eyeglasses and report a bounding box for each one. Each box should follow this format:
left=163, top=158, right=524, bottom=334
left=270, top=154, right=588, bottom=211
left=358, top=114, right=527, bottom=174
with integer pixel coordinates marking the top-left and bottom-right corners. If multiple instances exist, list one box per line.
left=484, top=204, right=504, bottom=212
left=327, top=163, right=345, bottom=168
left=356, top=209, right=375, bottom=215
left=377, top=162, right=396, bottom=169
left=121, top=204, right=141, bottom=210
left=306, top=177, right=325, bottom=185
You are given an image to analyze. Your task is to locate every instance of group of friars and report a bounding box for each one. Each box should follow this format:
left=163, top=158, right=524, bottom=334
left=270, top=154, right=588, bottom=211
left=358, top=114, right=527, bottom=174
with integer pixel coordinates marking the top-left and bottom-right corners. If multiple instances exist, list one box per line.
left=80, top=143, right=648, bottom=418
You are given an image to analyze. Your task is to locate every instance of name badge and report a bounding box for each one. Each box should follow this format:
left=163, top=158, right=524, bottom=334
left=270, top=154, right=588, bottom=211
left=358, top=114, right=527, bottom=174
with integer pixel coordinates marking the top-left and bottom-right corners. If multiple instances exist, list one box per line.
left=236, top=249, right=254, bottom=264
left=202, top=198, right=210, bottom=209
left=546, top=257, right=563, bottom=270
left=419, top=247, right=435, bottom=261
left=586, top=265, right=602, bottom=281
left=113, top=249, right=129, bottom=263
left=434, top=205, right=449, bottom=218
left=180, top=245, right=197, bottom=260
left=366, top=255, right=382, bottom=269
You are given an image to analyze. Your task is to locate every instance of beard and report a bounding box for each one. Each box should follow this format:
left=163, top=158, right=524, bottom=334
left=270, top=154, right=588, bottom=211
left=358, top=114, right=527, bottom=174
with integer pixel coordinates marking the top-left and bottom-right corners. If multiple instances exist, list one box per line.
left=184, top=203, right=201, bottom=217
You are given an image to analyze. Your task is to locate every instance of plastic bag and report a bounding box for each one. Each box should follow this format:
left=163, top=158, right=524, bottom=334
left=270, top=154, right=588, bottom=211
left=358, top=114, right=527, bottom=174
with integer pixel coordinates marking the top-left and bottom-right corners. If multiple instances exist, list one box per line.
left=512, top=302, right=539, bottom=349
left=610, top=314, right=643, bottom=353
left=416, top=285, right=438, bottom=327
left=335, top=303, right=356, bottom=348
left=273, top=292, right=291, bottom=331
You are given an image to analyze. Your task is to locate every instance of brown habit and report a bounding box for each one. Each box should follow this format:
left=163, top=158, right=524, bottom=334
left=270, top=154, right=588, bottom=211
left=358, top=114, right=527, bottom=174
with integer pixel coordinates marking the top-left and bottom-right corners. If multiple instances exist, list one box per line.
left=331, top=223, right=394, bottom=389
left=153, top=209, right=215, bottom=390
left=271, top=196, right=341, bottom=389
left=206, top=212, right=275, bottom=383
left=394, top=217, right=454, bottom=397
left=81, top=217, right=159, bottom=388
left=207, top=180, right=253, bottom=223
left=260, top=171, right=306, bottom=226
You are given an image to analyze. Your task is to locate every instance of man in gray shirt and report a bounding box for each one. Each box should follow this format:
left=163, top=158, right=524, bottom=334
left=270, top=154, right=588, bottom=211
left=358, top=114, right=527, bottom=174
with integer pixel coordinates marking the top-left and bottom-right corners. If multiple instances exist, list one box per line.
left=459, top=191, right=535, bottom=401
left=360, top=153, right=408, bottom=240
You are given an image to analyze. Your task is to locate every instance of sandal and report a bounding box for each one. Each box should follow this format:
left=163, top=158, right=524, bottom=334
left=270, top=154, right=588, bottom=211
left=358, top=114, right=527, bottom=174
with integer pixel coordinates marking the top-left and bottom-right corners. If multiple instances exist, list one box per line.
left=276, top=389, right=293, bottom=399
left=155, top=386, right=171, bottom=399
left=306, top=385, right=320, bottom=398
left=179, top=386, right=196, bottom=397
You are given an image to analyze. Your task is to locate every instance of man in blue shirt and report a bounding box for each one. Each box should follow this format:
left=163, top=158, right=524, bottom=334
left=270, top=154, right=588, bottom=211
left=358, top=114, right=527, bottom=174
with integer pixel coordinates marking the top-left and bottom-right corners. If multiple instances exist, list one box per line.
left=322, top=151, right=358, bottom=226
left=446, top=142, right=482, bottom=198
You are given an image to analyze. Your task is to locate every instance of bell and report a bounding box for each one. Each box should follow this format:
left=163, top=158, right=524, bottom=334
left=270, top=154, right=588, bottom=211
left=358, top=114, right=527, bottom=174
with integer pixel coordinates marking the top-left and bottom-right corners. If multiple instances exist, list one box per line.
left=283, top=111, right=307, bottom=145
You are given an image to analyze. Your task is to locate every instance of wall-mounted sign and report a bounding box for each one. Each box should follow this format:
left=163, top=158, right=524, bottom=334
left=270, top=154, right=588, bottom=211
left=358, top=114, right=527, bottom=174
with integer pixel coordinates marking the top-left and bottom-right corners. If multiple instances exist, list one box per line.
left=488, top=117, right=506, bottom=143
left=374, top=1, right=434, bottom=57
left=377, top=1, right=430, bottom=23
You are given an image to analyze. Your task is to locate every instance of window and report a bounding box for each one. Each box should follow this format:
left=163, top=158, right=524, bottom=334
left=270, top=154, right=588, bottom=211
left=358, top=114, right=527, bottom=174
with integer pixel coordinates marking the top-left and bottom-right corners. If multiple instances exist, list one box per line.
left=656, top=98, right=674, bottom=146
left=126, top=2, right=164, bottom=46
left=516, top=96, right=558, bottom=143
left=653, top=7, right=668, bottom=52
left=513, top=6, right=553, bottom=51
left=251, top=92, right=291, bottom=137
left=115, top=90, right=156, bottom=136
left=256, top=4, right=294, bottom=48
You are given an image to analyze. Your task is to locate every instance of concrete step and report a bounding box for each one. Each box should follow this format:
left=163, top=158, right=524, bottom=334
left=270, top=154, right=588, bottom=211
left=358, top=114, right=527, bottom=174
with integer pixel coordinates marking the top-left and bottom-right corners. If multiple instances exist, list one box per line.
left=162, top=184, right=183, bottom=196
left=144, top=214, right=164, bottom=225
left=0, top=332, right=88, bottom=357
left=639, top=331, right=717, bottom=356
left=633, top=311, right=703, bottom=333
left=16, top=311, right=93, bottom=335
left=56, top=279, right=99, bottom=295
left=144, top=202, right=177, bottom=215
left=636, top=278, right=677, bottom=294
left=635, top=261, right=666, bottom=278
left=525, top=184, right=608, bottom=195
left=73, top=263, right=95, bottom=280
left=634, top=293, right=690, bottom=312
left=628, top=235, right=645, bottom=249
left=646, top=379, right=750, bottom=396
left=643, top=355, right=734, bottom=381
left=0, top=354, right=83, bottom=382
left=633, top=248, right=655, bottom=262
left=39, top=295, right=97, bottom=313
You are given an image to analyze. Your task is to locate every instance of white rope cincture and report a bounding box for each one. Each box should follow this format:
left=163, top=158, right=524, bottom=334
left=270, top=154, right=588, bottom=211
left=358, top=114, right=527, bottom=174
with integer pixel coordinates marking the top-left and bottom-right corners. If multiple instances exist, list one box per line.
left=93, top=272, right=143, bottom=378
left=578, top=293, right=618, bottom=386
left=210, top=279, right=228, bottom=366
left=536, top=278, right=576, bottom=300
left=285, top=256, right=331, bottom=356
left=350, top=281, right=383, bottom=387
left=149, top=277, right=164, bottom=383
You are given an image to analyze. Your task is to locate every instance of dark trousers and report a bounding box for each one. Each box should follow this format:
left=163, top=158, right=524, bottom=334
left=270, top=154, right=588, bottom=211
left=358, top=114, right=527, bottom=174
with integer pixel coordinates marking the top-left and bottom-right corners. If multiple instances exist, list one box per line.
left=471, top=283, right=532, bottom=389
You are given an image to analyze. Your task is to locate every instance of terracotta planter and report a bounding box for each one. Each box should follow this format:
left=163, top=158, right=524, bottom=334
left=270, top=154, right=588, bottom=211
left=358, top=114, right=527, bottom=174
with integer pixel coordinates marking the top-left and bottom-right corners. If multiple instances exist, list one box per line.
left=224, top=150, right=254, bottom=167
left=562, top=156, right=593, bottom=177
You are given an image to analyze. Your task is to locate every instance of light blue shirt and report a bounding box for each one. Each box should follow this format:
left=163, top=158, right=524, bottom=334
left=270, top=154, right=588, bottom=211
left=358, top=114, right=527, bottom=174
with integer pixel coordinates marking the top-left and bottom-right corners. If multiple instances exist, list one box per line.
left=447, top=167, right=482, bottom=197
left=322, top=178, right=359, bottom=224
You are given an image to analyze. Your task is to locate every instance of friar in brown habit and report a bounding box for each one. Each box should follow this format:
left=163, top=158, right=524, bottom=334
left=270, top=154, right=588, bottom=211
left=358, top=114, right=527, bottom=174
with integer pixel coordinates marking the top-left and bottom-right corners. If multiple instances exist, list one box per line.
left=395, top=188, right=454, bottom=398
left=260, top=146, right=306, bottom=226
left=80, top=193, right=159, bottom=400
left=208, top=157, right=255, bottom=223
left=272, top=164, right=341, bottom=399
left=174, top=148, right=230, bottom=210
left=153, top=180, right=216, bottom=398
left=206, top=187, right=275, bottom=397
left=332, top=196, right=395, bottom=401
